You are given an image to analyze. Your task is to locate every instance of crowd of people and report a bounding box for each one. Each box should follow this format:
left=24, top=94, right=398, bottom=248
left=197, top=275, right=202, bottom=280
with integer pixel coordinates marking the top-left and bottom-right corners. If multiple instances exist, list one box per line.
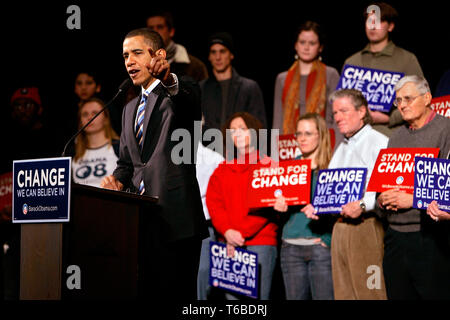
left=1, top=2, right=449, bottom=301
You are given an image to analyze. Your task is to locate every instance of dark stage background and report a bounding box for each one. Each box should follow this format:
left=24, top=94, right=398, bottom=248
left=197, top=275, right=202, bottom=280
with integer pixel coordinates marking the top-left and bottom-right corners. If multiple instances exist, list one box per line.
left=1, top=0, right=448, bottom=151
left=1, top=0, right=449, bottom=304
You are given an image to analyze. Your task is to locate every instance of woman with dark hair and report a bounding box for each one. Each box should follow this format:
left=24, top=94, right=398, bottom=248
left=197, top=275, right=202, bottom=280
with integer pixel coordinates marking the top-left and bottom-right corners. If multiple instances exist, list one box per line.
left=272, top=21, right=341, bottom=148
left=74, top=70, right=102, bottom=107
left=71, top=97, right=119, bottom=187
left=274, top=113, right=335, bottom=300
left=221, top=111, right=265, bottom=161
left=206, top=112, right=278, bottom=300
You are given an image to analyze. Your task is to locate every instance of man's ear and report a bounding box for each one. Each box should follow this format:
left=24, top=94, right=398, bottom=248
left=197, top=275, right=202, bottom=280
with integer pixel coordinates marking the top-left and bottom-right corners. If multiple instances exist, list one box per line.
left=388, top=22, right=395, bottom=33
left=359, top=106, right=367, bottom=121
left=95, top=84, right=101, bottom=93
left=423, top=92, right=432, bottom=106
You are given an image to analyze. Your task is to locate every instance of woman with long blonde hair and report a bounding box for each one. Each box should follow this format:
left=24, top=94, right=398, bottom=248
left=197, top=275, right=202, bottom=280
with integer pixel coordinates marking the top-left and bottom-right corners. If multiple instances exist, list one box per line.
left=274, top=112, right=335, bottom=300
left=72, top=97, right=119, bottom=187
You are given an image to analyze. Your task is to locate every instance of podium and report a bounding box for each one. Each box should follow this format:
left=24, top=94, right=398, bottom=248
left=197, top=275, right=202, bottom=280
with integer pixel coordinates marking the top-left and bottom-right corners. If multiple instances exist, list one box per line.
left=19, top=183, right=157, bottom=300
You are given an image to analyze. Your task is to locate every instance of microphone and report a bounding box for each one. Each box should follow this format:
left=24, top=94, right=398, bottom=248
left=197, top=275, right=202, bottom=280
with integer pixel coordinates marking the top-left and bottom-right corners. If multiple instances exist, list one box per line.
left=61, top=78, right=133, bottom=157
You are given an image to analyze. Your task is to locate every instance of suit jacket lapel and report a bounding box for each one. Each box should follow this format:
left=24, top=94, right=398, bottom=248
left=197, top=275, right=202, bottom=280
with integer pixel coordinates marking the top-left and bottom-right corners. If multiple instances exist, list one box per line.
left=128, top=94, right=142, bottom=154
left=141, top=84, right=163, bottom=151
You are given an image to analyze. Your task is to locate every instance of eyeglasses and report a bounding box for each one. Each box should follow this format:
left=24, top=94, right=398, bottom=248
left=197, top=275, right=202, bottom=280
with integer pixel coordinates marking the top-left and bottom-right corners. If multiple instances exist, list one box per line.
left=294, top=131, right=318, bottom=138
left=393, top=94, right=424, bottom=107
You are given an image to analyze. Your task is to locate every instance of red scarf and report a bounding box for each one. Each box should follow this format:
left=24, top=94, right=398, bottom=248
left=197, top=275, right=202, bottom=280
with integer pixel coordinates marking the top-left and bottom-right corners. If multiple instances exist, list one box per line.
left=282, top=60, right=327, bottom=134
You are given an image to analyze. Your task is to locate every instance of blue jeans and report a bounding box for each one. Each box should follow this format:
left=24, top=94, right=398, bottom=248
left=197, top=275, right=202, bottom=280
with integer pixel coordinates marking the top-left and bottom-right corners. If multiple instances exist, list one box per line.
left=225, top=245, right=277, bottom=300
left=197, top=226, right=216, bottom=300
left=280, top=241, right=334, bottom=300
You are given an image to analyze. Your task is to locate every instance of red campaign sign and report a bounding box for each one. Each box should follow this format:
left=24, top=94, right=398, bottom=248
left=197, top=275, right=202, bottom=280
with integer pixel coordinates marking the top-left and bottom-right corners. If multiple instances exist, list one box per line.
left=278, top=134, right=301, bottom=161
left=0, top=172, right=12, bottom=212
left=367, top=148, right=439, bottom=194
left=430, top=95, right=450, bottom=118
left=247, top=159, right=311, bottom=208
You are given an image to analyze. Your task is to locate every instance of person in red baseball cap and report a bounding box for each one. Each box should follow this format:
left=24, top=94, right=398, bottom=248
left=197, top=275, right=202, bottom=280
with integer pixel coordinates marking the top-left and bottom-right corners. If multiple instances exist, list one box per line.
left=2, top=86, right=55, bottom=300
left=10, top=87, right=43, bottom=129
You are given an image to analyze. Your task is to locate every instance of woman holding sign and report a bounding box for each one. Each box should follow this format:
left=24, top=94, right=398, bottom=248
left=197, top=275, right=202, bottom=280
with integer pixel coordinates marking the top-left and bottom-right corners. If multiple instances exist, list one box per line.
left=206, top=112, right=278, bottom=300
left=274, top=113, right=335, bottom=300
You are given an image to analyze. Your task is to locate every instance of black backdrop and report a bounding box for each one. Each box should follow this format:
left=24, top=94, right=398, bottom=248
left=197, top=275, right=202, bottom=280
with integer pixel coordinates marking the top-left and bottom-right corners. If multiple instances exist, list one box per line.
left=2, top=0, right=449, bottom=151
left=1, top=0, right=449, bottom=306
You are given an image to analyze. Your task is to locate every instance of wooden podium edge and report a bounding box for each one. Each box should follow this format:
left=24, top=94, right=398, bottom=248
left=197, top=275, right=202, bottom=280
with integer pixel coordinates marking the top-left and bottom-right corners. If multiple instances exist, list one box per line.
left=71, top=183, right=159, bottom=204
left=19, top=183, right=157, bottom=300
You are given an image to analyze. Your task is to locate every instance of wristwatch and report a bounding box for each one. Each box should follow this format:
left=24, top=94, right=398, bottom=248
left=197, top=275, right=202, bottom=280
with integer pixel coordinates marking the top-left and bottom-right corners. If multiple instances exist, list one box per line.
left=359, top=200, right=366, bottom=212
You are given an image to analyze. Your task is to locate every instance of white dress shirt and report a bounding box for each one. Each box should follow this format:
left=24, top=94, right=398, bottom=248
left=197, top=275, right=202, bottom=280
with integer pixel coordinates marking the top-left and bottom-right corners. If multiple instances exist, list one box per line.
left=328, top=124, right=388, bottom=211
left=196, top=144, right=224, bottom=220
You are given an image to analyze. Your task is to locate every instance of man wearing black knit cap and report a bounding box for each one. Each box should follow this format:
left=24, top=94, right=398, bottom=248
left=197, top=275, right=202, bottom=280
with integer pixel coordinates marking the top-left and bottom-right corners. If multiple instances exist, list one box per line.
left=200, top=32, right=267, bottom=133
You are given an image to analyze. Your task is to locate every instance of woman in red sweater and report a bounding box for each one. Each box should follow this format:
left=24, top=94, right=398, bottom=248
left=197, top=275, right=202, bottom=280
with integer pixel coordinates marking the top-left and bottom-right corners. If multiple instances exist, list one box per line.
left=206, top=112, right=278, bottom=300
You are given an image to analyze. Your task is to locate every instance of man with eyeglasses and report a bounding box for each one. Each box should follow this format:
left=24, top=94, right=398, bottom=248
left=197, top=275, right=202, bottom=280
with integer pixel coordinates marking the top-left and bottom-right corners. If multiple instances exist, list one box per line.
left=377, top=75, right=450, bottom=299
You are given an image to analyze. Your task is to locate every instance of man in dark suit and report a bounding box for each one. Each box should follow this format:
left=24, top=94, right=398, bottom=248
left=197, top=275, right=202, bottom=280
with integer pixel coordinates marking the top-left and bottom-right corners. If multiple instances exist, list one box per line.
left=101, top=28, right=207, bottom=300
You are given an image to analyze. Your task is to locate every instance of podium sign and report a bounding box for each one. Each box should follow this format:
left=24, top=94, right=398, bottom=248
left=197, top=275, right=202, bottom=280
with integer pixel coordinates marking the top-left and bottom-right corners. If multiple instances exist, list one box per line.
left=13, top=157, right=71, bottom=223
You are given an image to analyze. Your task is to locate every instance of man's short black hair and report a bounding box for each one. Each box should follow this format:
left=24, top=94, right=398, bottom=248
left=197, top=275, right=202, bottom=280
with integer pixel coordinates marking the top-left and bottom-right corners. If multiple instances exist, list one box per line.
left=125, top=28, right=164, bottom=51
left=74, top=68, right=101, bottom=85
left=147, top=10, right=175, bottom=30
left=365, top=2, right=399, bottom=24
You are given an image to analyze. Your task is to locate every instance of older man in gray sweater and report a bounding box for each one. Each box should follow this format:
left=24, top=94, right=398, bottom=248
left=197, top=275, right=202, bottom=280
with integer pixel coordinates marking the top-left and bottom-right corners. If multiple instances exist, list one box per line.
left=377, top=75, right=450, bottom=299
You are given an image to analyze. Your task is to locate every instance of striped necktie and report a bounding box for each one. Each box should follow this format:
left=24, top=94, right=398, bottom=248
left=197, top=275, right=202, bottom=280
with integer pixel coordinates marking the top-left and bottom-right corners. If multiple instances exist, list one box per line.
left=135, top=92, right=149, bottom=195
left=135, top=91, right=149, bottom=150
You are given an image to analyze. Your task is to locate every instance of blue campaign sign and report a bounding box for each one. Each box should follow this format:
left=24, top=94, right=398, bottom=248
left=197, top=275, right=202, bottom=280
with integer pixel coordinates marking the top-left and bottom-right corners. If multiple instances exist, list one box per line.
left=413, top=157, right=450, bottom=212
left=336, top=65, right=404, bottom=113
left=209, top=241, right=258, bottom=299
left=13, top=157, right=71, bottom=223
left=312, top=168, right=367, bottom=214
